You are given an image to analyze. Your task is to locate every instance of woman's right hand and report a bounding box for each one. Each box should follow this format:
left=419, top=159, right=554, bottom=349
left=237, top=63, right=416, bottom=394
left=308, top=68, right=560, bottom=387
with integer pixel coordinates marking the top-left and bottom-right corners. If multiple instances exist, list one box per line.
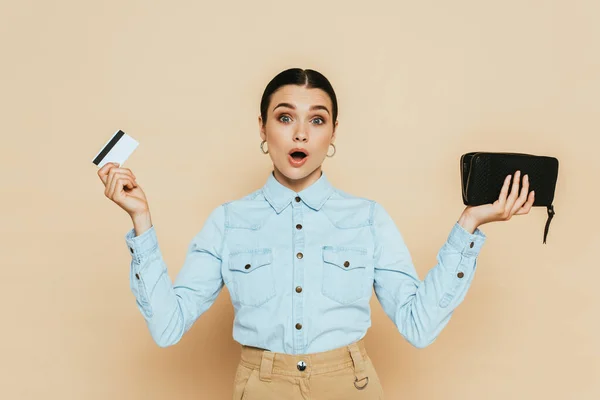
left=98, top=163, right=149, bottom=217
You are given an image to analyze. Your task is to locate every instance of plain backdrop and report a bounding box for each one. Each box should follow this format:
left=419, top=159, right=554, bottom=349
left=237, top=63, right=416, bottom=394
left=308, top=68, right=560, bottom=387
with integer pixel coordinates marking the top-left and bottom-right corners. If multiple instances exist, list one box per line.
left=1, top=1, right=599, bottom=399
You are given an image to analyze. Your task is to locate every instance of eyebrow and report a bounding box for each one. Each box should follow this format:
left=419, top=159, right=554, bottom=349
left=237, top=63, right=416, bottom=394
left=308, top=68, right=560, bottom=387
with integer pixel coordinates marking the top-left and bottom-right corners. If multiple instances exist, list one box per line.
left=272, top=102, right=330, bottom=116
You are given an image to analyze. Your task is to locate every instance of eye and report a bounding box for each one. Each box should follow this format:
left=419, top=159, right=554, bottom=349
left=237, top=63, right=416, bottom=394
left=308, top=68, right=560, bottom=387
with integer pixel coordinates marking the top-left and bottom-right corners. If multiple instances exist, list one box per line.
left=312, top=117, right=325, bottom=125
left=279, top=115, right=292, bottom=123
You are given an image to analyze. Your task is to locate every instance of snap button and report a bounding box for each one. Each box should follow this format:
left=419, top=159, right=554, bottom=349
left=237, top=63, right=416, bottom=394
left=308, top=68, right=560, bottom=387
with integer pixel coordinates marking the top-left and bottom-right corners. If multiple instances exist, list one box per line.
left=296, top=252, right=303, bottom=259
left=295, top=286, right=302, bottom=293
left=343, top=261, right=350, bottom=268
left=457, top=272, right=464, bottom=278
left=244, top=264, right=251, bottom=270
left=295, top=323, right=302, bottom=330
left=296, top=224, right=302, bottom=230
left=469, top=242, right=474, bottom=248
left=295, top=196, right=301, bottom=202
left=297, top=360, right=306, bottom=371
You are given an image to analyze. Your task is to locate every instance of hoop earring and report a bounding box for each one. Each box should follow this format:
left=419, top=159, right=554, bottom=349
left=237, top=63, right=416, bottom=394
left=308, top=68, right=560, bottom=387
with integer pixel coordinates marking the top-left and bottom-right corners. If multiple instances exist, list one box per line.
left=260, top=140, right=269, bottom=154
left=326, top=143, right=336, bottom=157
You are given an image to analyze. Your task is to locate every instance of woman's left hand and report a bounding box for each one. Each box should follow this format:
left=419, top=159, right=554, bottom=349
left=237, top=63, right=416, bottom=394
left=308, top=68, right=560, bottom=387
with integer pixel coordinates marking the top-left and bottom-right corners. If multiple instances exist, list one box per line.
left=462, top=170, right=535, bottom=230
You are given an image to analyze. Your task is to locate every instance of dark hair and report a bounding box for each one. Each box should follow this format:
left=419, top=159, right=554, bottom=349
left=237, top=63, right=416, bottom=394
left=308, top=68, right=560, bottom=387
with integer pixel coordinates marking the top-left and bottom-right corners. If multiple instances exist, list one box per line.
left=260, top=68, right=338, bottom=127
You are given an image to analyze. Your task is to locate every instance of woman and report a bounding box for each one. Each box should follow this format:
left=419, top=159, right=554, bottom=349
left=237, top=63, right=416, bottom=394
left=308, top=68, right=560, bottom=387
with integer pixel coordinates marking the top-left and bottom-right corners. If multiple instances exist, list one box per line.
left=98, top=68, right=535, bottom=399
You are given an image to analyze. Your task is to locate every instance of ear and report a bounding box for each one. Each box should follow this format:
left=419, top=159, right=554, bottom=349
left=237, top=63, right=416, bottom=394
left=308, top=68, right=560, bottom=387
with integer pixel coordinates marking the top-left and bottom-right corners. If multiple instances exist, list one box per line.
left=258, top=115, right=266, bottom=141
left=331, top=120, right=339, bottom=143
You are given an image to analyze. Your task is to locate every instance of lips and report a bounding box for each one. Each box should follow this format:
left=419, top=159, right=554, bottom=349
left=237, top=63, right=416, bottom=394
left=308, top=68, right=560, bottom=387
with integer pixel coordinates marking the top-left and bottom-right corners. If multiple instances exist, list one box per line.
left=288, top=148, right=309, bottom=167
left=289, top=148, right=309, bottom=159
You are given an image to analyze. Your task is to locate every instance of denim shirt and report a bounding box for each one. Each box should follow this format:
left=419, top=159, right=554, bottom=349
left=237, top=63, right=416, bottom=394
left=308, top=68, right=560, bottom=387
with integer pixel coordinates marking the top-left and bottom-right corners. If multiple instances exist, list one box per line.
left=125, top=170, right=486, bottom=354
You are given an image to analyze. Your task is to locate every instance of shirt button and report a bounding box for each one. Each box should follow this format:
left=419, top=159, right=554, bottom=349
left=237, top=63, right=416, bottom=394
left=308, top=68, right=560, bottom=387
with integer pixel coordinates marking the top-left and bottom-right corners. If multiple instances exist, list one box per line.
left=297, top=361, right=306, bottom=371
left=295, top=323, right=302, bottom=330
left=297, top=252, right=303, bottom=259
left=135, top=273, right=140, bottom=280
left=295, top=196, right=301, bottom=202
left=457, top=272, right=464, bottom=278
left=130, top=247, right=134, bottom=253
left=343, top=261, right=350, bottom=268
left=295, top=286, right=302, bottom=293
left=469, top=242, right=474, bottom=248
left=245, top=264, right=251, bottom=270
left=296, top=224, right=302, bottom=230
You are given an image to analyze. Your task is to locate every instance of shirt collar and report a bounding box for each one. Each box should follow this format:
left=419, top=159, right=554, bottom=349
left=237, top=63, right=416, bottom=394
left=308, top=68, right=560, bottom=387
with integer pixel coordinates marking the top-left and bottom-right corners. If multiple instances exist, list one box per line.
left=263, top=170, right=335, bottom=213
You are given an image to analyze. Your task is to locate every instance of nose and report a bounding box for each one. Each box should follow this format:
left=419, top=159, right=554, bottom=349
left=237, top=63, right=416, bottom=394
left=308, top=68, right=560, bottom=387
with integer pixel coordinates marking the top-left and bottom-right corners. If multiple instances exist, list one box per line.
left=293, top=124, right=308, bottom=143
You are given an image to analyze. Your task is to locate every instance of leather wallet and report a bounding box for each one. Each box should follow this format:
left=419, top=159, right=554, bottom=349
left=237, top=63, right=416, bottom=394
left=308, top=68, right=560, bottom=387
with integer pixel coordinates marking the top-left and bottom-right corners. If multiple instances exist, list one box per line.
left=460, top=152, right=559, bottom=244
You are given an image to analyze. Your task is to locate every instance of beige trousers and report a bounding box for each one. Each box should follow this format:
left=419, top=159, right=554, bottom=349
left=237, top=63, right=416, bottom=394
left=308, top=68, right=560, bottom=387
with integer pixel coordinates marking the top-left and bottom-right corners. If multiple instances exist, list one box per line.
left=232, top=338, right=384, bottom=400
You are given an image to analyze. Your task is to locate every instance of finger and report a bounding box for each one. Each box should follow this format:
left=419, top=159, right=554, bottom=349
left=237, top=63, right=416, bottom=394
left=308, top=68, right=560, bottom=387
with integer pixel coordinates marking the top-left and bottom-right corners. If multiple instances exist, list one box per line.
left=117, top=169, right=137, bottom=184
left=104, top=166, right=116, bottom=197
left=110, top=178, right=130, bottom=201
left=108, top=172, right=137, bottom=198
left=497, top=174, right=512, bottom=208
left=515, top=191, right=535, bottom=215
left=122, top=177, right=135, bottom=190
left=98, top=162, right=119, bottom=186
left=110, top=176, right=136, bottom=200
left=118, top=167, right=136, bottom=181
left=106, top=164, right=120, bottom=192
left=510, top=173, right=530, bottom=215
left=107, top=169, right=124, bottom=198
left=504, top=170, right=521, bottom=215
left=106, top=165, right=136, bottom=195
left=106, top=169, right=119, bottom=198
left=107, top=165, right=136, bottom=183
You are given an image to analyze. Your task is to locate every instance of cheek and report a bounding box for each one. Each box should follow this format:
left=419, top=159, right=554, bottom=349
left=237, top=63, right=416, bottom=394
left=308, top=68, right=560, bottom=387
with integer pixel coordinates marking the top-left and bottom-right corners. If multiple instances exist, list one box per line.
left=265, top=132, right=287, bottom=155
left=316, top=137, right=332, bottom=152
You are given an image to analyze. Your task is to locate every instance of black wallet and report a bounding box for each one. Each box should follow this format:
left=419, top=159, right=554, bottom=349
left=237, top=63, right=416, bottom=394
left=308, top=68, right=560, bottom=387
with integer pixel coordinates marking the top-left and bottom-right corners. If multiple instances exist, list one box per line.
left=460, top=152, right=559, bottom=244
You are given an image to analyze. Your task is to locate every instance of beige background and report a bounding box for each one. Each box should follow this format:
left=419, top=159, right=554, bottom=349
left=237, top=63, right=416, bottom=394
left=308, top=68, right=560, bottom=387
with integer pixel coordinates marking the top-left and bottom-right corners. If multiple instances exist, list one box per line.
left=1, top=0, right=598, bottom=399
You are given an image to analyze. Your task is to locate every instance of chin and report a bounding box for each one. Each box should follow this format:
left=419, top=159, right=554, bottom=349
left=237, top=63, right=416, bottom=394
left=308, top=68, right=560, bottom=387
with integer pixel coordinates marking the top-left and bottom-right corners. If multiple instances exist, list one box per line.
left=277, top=164, right=318, bottom=181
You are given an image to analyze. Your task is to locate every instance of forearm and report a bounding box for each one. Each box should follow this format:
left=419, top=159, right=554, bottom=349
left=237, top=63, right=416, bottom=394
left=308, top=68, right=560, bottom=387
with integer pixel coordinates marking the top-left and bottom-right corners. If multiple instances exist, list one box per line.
left=374, top=221, right=486, bottom=348
left=125, top=206, right=226, bottom=347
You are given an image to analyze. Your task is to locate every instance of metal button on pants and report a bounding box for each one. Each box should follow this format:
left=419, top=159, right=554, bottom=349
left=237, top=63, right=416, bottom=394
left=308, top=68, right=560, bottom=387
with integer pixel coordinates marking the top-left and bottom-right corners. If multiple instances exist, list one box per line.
left=232, top=337, right=385, bottom=399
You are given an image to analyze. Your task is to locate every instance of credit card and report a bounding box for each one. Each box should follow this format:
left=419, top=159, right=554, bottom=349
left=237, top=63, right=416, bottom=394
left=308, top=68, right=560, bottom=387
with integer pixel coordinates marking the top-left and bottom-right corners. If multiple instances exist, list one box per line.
left=92, top=130, right=139, bottom=168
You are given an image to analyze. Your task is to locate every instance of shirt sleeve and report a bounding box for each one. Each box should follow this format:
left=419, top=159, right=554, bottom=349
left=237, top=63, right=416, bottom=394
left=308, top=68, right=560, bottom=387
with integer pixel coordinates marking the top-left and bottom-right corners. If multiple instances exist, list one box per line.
left=371, top=201, right=486, bottom=348
left=124, top=205, right=226, bottom=347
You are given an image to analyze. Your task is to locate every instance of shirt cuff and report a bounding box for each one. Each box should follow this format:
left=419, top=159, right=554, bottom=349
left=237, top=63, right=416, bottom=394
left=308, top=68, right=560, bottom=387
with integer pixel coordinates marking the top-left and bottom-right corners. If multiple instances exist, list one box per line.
left=125, top=225, right=158, bottom=265
left=446, top=221, right=486, bottom=257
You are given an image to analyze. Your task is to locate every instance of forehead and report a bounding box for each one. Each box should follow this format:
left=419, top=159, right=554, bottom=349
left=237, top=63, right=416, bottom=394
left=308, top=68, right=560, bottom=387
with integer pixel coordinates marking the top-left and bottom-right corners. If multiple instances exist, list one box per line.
left=270, top=85, right=332, bottom=111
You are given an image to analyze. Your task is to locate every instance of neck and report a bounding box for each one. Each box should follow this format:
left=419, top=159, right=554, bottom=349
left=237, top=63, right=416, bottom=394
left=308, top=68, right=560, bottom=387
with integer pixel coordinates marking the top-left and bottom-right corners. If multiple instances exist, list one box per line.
left=273, top=166, right=322, bottom=193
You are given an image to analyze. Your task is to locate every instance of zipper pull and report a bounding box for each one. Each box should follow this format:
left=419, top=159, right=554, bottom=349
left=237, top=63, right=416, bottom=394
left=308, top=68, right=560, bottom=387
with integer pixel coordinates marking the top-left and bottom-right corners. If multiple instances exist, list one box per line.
left=543, top=205, right=555, bottom=244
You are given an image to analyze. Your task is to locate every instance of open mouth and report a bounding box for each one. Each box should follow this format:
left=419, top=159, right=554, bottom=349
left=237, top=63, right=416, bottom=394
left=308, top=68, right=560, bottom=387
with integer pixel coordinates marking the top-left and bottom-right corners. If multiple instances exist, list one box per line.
left=289, top=148, right=309, bottom=161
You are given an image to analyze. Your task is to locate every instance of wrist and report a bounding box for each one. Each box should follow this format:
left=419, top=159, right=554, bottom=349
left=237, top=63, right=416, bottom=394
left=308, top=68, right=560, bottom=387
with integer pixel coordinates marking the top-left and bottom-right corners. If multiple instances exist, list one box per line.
left=131, top=210, right=150, bottom=221
left=458, top=211, right=479, bottom=234
left=131, top=211, right=152, bottom=237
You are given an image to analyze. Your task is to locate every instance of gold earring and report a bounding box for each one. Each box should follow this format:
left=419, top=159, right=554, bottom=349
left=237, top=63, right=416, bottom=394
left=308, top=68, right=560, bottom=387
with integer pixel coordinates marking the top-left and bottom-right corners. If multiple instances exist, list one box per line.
left=326, top=143, right=336, bottom=157
left=260, top=140, right=269, bottom=154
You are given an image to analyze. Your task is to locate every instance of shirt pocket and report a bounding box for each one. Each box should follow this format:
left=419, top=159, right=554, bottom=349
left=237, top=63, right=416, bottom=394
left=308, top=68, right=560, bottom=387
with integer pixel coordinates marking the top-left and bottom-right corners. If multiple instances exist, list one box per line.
left=321, top=246, right=370, bottom=304
left=228, top=248, right=276, bottom=307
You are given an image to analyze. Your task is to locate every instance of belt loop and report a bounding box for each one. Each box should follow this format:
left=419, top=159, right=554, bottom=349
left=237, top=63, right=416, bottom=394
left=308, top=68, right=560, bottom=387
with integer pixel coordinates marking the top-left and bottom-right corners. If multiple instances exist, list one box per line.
left=348, top=342, right=369, bottom=390
left=259, top=351, right=274, bottom=382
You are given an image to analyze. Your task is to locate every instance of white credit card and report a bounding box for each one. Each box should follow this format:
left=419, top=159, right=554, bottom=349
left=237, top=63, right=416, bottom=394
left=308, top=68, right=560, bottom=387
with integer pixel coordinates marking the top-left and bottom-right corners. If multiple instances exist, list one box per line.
left=92, top=130, right=139, bottom=168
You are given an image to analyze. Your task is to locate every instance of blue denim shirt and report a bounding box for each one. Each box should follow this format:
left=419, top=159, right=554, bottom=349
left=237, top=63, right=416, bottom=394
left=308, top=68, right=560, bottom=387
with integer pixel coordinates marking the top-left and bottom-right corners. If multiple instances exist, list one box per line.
left=125, top=170, right=486, bottom=353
